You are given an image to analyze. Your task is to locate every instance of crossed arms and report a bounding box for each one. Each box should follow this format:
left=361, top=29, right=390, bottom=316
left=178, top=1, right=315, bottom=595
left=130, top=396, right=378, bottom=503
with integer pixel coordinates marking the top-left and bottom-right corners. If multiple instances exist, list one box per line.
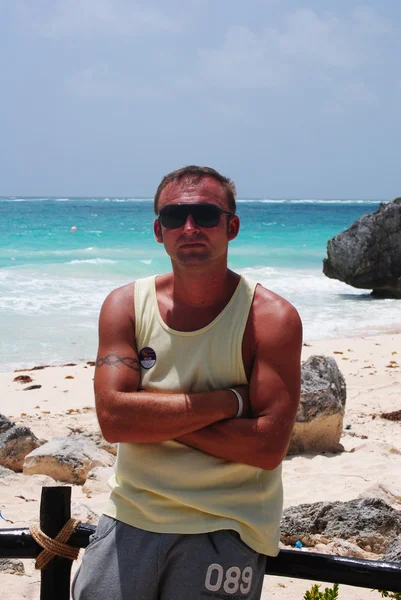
left=94, top=284, right=302, bottom=471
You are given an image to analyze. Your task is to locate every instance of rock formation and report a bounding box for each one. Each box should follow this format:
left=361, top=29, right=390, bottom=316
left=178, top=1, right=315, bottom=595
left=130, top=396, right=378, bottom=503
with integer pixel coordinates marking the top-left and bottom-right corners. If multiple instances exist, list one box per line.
left=359, top=483, right=401, bottom=510
left=0, top=414, right=41, bottom=472
left=0, top=559, right=25, bottom=575
left=280, top=497, right=401, bottom=556
left=385, top=535, right=401, bottom=562
left=311, top=539, right=379, bottom=560
left=72, top=430, right=117, bottom=456
left=23, top=436, right=114, bottom=484
left=71, top=501, right=100, bottom=524
left=288, top=355, right=346, bottom=454
left=83, top=466, right=115, bottom=496
left=323, top=197, right=401, bottom=298
left=0, top=465, right=15, bottom=478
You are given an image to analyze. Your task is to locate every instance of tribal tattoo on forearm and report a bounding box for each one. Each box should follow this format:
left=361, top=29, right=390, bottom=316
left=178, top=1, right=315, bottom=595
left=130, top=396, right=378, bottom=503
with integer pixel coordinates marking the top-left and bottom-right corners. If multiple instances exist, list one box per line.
left=96, top=353, right=140, bottom=372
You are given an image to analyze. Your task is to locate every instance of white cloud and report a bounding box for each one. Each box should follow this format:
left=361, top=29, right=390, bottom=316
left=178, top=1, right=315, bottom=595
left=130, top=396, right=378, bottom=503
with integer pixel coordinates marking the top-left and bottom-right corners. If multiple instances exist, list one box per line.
left=197, top=7, right=391, bottom=90
left=66, top=64, right=174, bottom=101
left=62, top=4, right=392, bottom=111
left=17, top=0, right=182, bottom=38
left=276, top=7, right=391, bottom=69
left=208, top=101, right=243, bottom=120
left=198, top=26, right=291, bottom=91
left=66, top=65, right=123, bottom=99
left=323, top=80, right=380, bottom=114
left=352, top=5, right=391, bottom=37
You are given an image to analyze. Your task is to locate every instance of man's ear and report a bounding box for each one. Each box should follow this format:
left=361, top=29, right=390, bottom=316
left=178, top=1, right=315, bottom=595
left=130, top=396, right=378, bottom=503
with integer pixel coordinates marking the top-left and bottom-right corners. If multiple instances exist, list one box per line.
left=227, top=215, right=240, bottom=241
left=154, top=218, right=164, bottom=243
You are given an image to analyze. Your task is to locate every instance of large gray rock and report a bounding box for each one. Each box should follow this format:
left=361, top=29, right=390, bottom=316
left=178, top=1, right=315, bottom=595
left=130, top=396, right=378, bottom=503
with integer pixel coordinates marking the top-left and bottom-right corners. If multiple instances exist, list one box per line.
left=313, top=539, right=378, bottom=560
left=83, top=466, right=115, bottom=496
left=359, top=483, right=401, bottom=511
left=0, top=414, right=14, bottom=434
left=288, top=355, right=346, bottom=454
left=23, top=436, right=115, bottom=484
left=385, top=535, right=401, bottom=563
left=0, top=559, right=25, bottom=575
left=0, top=465, right=15, bottom=478
left=68, top=429, right=117, bottom=456
left=323, top=197, right=401, bottom=298
left=280, top=497, right=401, bottom=554
left=71, top=502, right=100, bottom=525
left=0, top=414, right=41, bottom=472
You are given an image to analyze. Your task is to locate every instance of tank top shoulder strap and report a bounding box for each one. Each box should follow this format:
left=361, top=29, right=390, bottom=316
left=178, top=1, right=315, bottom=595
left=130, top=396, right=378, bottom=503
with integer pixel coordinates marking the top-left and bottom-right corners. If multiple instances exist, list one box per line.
left=229, top=275, right=258, bottom=342
left=239, top=275, right=259, bottom=299
left=134, top=276, right=157, bottom=341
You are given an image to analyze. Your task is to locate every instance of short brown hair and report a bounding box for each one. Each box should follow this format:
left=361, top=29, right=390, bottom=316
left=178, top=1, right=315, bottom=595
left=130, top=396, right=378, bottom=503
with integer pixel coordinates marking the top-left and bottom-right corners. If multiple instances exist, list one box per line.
left=153, top=165, right=237, bottom=214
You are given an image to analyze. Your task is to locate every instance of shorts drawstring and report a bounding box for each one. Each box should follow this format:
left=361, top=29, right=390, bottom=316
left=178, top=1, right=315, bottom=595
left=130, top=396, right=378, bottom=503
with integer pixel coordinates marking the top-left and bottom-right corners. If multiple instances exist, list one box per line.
left=207, top=532, right=219, bottom=554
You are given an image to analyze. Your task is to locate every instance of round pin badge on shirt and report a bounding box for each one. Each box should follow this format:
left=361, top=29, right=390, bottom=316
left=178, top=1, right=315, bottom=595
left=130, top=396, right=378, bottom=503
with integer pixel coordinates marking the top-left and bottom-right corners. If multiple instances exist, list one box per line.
left=138, top=347, right=157, bottom=369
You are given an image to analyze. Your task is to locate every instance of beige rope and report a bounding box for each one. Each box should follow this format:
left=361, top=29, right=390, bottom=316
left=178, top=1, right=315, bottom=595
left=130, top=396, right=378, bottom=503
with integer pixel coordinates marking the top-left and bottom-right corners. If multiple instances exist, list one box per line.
left=30, top=518, right=80, bottom=570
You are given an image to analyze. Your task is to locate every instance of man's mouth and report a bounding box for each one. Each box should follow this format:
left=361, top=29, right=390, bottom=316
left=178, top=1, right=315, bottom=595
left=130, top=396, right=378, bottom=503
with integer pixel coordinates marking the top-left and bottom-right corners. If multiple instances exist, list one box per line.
left=179, top=242, right=206, bottom=248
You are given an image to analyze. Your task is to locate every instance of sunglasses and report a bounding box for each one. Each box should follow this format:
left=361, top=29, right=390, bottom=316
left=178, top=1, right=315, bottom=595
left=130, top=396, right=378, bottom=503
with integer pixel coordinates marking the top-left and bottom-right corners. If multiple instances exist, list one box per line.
left=158, top=203, right=233, bottom=229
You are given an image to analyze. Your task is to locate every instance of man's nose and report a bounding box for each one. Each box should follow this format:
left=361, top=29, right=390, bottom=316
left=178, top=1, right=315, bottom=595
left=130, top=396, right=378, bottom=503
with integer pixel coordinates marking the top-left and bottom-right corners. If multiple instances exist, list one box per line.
left=182, top=214, right=199, bottom=232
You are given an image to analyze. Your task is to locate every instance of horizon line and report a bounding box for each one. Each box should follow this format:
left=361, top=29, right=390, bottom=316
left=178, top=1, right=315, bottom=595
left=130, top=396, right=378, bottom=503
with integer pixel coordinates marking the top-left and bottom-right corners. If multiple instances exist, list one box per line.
left=0, top=195, right=389, bottom=202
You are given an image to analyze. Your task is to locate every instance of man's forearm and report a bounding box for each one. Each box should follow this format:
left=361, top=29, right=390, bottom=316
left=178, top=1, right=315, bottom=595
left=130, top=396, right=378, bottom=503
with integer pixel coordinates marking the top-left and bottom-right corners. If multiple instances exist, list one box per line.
left=96, top=388, right=239, bottom=444
left=176, top=415, right=285, bottom=471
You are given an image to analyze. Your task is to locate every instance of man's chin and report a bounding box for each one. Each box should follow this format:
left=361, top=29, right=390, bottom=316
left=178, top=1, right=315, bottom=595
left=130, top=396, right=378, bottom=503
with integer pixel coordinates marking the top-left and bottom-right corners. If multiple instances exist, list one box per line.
left=176, top=249, right=211, bottom=263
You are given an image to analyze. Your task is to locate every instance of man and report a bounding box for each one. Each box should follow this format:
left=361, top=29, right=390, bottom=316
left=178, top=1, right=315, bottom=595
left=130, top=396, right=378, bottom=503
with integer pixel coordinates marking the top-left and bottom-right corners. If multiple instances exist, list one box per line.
left=73, top=166, right=302, bottom=600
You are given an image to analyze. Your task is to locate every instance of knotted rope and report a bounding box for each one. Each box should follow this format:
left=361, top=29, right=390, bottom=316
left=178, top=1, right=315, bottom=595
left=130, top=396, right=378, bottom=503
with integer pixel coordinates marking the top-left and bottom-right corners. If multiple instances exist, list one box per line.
left=30, top=518, right=80, bottom=570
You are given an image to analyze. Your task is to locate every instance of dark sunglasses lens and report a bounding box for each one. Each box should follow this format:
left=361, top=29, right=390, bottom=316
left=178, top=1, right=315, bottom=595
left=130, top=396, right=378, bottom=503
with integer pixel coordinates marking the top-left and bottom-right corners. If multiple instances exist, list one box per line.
left=159, top=206, right=187, bottom=229
left=193, top=205, right=221, bottom=228
left=159, top=205, right=223, bottom=229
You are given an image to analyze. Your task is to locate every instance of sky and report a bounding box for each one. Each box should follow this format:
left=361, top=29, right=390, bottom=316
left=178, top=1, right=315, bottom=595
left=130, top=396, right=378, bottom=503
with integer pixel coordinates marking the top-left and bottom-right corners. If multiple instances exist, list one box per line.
left=0, top=0, right=400, bottom=199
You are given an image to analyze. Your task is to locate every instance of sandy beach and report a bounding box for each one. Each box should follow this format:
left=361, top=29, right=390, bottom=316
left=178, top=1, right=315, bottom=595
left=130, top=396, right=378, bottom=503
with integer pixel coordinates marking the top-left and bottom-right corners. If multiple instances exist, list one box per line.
left=0, top=332, right=400, bottom=599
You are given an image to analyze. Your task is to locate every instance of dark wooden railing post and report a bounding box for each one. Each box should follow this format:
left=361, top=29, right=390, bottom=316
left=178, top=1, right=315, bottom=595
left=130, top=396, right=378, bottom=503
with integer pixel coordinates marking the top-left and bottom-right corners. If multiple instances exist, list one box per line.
left=39, top=487, right=74, bottom=600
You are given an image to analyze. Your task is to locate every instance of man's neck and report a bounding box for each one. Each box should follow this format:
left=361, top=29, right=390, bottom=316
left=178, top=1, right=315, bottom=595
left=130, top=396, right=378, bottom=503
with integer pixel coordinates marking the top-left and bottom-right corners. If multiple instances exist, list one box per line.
left=168, top=262, right=239, bottom=309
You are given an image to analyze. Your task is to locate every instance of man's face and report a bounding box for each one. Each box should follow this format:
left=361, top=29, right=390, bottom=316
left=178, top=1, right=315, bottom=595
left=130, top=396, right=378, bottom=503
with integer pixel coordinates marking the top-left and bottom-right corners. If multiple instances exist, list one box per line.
left=154, top=177, right=239, bottom=266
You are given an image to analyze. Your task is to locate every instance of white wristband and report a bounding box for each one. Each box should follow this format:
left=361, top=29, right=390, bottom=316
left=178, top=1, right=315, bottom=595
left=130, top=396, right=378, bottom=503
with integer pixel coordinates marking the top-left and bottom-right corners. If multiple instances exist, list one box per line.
left=229, top=388, right=243, bottom=418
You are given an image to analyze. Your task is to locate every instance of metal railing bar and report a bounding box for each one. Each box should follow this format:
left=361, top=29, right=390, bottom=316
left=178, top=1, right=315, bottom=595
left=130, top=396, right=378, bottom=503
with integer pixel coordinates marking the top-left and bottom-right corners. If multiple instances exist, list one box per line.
left=1, top=525, right=400, bottom=592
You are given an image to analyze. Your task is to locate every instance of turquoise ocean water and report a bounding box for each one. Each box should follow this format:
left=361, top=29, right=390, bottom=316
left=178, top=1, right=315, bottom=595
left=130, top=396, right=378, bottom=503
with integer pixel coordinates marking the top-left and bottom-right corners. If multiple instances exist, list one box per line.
left=1, top=197, right=397, bottom=371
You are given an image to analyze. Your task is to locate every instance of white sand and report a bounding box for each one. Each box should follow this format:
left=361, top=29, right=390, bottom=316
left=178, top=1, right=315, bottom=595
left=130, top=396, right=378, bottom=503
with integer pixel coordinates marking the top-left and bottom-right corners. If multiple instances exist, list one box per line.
left=0, top=332, right=400, bottom=599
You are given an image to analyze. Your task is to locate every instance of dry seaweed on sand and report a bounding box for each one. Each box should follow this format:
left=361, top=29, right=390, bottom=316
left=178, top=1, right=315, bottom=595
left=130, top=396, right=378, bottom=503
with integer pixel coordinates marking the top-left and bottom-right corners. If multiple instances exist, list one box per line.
left=381, top=410, right=401, bottom=422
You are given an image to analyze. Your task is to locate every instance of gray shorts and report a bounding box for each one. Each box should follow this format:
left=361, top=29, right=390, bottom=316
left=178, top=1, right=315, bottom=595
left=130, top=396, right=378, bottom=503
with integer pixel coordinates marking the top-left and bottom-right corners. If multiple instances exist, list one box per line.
left=72, top=515, right=267, bottom=600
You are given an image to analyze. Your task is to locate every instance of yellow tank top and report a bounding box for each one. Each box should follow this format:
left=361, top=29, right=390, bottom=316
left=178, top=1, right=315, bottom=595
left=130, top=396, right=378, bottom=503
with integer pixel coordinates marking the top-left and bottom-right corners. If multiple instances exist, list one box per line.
left=104, top=275, right=283, bottom=555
